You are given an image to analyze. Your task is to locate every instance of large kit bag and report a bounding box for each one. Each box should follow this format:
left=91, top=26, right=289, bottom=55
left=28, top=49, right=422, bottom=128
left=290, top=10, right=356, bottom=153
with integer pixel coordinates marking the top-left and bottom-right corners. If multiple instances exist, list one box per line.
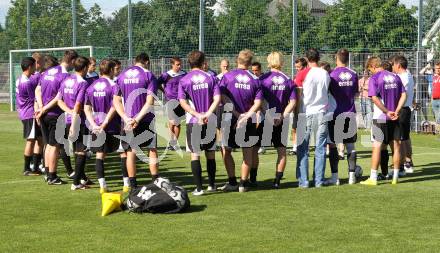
left=125, top=177, right=190, bottom=214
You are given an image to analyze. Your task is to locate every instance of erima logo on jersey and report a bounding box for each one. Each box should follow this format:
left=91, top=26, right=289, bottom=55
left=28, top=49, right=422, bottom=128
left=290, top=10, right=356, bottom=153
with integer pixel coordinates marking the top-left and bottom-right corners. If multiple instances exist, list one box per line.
left=123, top=69, right=140, bottom=84
left=93, top=82, right=107, bottom=97
left=95, top=82, right=106, bottom=91
left=65, top=79, right=75, bottom=88
left=383, top=75, right=398, bottom=89
left=236, top=74, right=250, bottom=83
left=339, top=72, right=352, bottom=81
left=272, top=76, right=285, bottom=85
left=191, top=74, right=206, bottom=84
left=234, top=74, right=251, bottom=90
left=44, top=68, right=59, bottom=81
left=338, top=72, right=353, bottom=86
left=63, top=79, right=75, bottom=94
left=191, top=74, right=208, bottom=90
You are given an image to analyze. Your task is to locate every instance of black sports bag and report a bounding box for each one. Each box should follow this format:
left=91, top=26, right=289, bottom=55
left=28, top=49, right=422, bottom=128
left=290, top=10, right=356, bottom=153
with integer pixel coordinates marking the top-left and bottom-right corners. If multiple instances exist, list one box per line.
left=125, top=177, right=190, bottom=214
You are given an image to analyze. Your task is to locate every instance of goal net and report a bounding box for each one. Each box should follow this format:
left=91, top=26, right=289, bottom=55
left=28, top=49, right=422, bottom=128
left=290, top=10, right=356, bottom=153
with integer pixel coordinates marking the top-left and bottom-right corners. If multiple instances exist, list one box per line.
left=9, top=46, right=94, bottom=111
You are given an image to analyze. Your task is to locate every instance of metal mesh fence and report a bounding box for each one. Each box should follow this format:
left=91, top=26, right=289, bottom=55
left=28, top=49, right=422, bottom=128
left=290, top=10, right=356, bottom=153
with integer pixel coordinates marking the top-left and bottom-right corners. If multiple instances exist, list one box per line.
left=0, top=0, right=439, bottom=131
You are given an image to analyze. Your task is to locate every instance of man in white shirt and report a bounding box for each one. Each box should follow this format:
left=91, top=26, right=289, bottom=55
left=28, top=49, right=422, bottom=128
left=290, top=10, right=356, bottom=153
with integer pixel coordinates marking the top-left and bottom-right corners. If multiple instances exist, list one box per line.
left=392, top=55, right=414, bottom=173
left=296, top=48, right=330, bottom=188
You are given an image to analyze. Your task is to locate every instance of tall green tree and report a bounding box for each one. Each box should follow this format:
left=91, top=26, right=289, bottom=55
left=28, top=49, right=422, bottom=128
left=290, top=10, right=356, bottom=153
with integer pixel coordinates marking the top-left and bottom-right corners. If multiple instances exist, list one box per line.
left=423, top=0, right=440, bottom=35
left=315, top=0, right=417, bottom=51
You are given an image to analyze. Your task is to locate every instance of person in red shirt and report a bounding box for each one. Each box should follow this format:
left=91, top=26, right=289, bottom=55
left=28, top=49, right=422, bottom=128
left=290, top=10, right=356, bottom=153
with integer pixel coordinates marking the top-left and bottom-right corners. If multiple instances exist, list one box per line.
left=431, top=62, right=440, bottom=124
left=289, top=57, right=309, bottom=155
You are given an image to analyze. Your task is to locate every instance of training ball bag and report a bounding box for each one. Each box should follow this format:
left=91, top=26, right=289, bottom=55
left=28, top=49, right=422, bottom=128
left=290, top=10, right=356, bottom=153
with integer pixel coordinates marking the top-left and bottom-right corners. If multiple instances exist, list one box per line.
left=125, top=177, right=190, bottom=214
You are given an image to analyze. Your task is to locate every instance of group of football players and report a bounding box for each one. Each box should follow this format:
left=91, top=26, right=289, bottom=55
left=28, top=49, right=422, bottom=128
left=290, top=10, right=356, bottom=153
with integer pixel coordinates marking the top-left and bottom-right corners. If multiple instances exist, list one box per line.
left=15, top=47, right=414, bottom=195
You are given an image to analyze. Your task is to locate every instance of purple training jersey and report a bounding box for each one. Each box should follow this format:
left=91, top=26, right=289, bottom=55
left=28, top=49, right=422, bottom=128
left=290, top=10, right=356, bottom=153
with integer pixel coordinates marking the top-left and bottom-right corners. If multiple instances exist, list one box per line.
left=115, top=66, right=158, bottom=123
left=85, top=77, right=121, bottom=134
left=368, top=70, right=405, bottom=121
left=329, top=67, right=359, bottom=116
left=39, top=65, right=69, bottom=117
left=158, top=70, right=186, bottom=100
left=177, top=69, right=220, bottom=124
left=58, top=74, right=88, bottom=124
left=260, top=71, right=296, bottom=114
left=16, top=74, right=38, bottom=120
left=219, top=69, right=263, bottom=114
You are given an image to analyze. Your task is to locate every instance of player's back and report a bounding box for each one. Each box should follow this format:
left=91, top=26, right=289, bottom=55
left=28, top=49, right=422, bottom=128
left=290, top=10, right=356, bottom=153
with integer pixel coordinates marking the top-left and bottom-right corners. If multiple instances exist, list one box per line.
left=178, top=69, right=219, bottom=124
left=16, top=74, right=38, bottom=120
left=116, top=65, right=157, bottom=121
left=260, top=71, right=295, bottom=113
left=86, top=77, right=120, bottom=133
left=329, top=66, right=359, bottom=116
left=40, top=65, right=69, bottom=116
left=158, top=70, right=186, bottom=100
left=369, top=70, right=405, bottom=120
left=219, top=69, right=262, bottom=114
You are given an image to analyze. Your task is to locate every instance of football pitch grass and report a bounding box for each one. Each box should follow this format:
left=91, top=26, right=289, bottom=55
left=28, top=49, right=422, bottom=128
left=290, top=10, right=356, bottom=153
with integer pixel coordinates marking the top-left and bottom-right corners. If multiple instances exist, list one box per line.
left=0, top=103, right=440, bottom=253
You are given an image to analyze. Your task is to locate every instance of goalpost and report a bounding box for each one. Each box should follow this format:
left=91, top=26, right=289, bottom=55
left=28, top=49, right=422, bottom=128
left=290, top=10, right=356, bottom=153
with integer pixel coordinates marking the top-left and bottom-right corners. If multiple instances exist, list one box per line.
left=9, top=46, right=94, bottom=111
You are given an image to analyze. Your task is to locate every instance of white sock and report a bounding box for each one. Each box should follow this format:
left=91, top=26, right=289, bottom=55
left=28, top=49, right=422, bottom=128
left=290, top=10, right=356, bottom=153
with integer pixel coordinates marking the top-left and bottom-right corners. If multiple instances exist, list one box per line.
left=331, top=173, right=338, bottom=181
left=349, top=172, right=355, bottom=180
left=370, top=170, right=378, bottom=181
left=98, top=178, right=106, bottom=188
left=123, top=177, right=129, bottom=187
left=393, top=169, right=399, bottom=181
left=292, top=145, right=297, bottom=151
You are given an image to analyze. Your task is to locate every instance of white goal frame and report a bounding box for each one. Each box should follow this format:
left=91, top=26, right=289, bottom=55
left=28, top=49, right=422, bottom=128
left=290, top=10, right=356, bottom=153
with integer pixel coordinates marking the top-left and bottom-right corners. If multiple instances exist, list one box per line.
left=9, top=46, right=94, bottom=111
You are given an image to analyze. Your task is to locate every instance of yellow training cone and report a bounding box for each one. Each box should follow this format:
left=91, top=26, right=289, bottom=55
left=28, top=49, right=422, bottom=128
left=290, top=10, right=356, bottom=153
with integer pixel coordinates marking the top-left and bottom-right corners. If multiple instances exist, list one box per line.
left=101, top=192, right=122, bottom=217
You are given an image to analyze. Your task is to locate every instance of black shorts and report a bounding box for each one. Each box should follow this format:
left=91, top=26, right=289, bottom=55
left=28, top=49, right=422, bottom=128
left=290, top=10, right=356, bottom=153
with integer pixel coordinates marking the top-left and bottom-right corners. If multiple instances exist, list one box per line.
left=328, top=116, right=357, bottom=144
left=40, top=114, right=59, bottom=146
left=260, top=121, right=289, bottom=148
left=291, top=112, right=298, bottom=129
left=216, top=104, right=224, bottom=130
left=398, top=107, right=411, bottom=141
left=22, top=118, right=41, bottom=139
left=166, top=101, right=185, bottom=125
left=221, top=116, right=259, bottom=149
left=90, top=132, right=120, bottom=153
left=64, top=124, right=88, bottom=152
left=372, top=119, right=401, bottom=145
left=121, top=120, right=157, bottom=151
left=186, top=123, right=216, bottom=153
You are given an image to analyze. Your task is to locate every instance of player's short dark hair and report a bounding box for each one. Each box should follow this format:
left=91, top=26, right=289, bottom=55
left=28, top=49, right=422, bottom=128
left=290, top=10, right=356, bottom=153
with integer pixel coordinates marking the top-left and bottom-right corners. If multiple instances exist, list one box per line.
left=73, top=56, right=90, bottom=72
left=21, top=57, right=35, bottom=71
left=382, top=61, right=392, bottom=72
left=306, top=48, right=320, bottom=63
left=171, top=57, right=182, bottom=65
left=135, top=53, right=150, bottom=64
left=251, top=61, right=261, bottom=69
left=435, top=61, right=440, bottom=67
left=392, top=55, right=408, bottom=69
left=43, top=55, right=59, bottom=71
left=63, top=50, right=79, bottom=64
left=336, top=48, right=349, bottom=64
left=188, top=51, right=205, bottom=69
left=319, top=61, right=331, bottom=73
left=111, top=58, right=121, bottom=66
left=295, top=57, right=307, bottom=68
left=100, top=59, right=116, bottom=76
left=89, top=57, right=97, bottom=64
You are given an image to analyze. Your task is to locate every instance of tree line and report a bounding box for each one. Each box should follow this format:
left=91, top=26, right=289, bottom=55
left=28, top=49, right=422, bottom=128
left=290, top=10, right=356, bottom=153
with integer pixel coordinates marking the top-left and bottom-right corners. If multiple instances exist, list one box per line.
left=0, top=0, right=434, bottom=61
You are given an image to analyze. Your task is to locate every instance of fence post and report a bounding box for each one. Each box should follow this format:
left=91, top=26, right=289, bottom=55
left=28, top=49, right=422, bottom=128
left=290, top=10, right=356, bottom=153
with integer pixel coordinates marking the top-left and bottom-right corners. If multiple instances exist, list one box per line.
left=199, top=0, right=205, bottom=52
left=26, top=0, right=30, bottom=50
left=291, top=0, right=298, bottom=77
left=128, top=0, right=133, bottom=63
left=72, top=0, right=77, bottom=47
left=415, top=0, right=423, bottom=132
